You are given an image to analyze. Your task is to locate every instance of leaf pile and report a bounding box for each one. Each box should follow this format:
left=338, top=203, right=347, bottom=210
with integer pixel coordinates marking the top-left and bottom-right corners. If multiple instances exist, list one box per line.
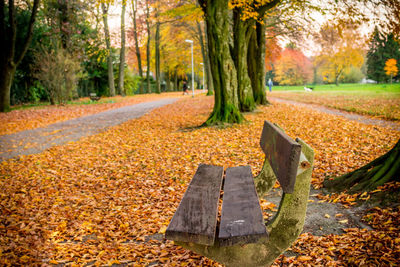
left=270, top=91, right=400, bottom=121
left=0, top=93, right=183, bottom=136
left=276, top=205, right=400, bottom=266
left=316, top=181, right=400, bottom=207
left=0, top=96, right=399, bottom=265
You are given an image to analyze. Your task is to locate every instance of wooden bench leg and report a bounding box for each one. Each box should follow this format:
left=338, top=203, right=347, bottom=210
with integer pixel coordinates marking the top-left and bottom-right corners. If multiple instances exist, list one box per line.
left=176, top=139, right=314, bottom=267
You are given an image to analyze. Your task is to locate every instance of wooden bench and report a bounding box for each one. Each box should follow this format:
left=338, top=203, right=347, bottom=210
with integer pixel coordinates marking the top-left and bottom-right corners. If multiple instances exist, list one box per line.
left=90, top=93, right=101, bottom=101
left=165, top=120, right=303, bottom=247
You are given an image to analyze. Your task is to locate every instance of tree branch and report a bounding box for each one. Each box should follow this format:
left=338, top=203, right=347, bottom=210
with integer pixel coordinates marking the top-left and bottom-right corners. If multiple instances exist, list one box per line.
left=8, top=0, right=16, bottom=64
left=15, top=0, right=40, bottom=66
left=258, top=0, right=281, bottom=17
left=0, top=0, right=5, bottom=48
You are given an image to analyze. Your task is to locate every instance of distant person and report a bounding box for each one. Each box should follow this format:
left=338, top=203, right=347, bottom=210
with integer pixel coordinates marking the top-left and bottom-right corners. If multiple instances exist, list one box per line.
left=182, top=81, right=188, bottom=95
left=268, top=78, right=273, bottom=92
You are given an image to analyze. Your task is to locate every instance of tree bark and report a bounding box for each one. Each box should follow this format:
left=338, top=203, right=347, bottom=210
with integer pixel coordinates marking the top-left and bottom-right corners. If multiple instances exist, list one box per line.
left=102, top=3, right=115, bottom=97
left=131, top=0, right=143, bottom=94
left=166, top=71, right=171, bottom=92
left=233, top=10, right=255, bottom=112
left=197, top=22, right=208, bottom=91
left=118, top=0, right=126, bottom=96
left=0, top=0, right=40, bottom=112
left=324, top=139, right=400, bottom=193
left=174, top=70, right=178, bottom=91
left=200, top=0, right=243, bottom=125
left=145, top=0, right=151, bottom=94
left=203, top=22, right=214, bottom=96
left=155, top=20, right=161, bottom=94
left=248, top=21, right=269, bottom=105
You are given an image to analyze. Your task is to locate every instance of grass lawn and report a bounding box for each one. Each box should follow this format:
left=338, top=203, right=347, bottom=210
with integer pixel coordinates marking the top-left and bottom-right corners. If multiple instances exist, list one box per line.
left=272, top=83, right=400, bottom=94
left=269, top=83, right=400, bottom=120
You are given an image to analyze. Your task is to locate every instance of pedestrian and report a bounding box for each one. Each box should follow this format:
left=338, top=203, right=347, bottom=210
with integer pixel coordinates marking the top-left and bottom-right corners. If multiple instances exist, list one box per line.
left=182, top=81, right=188, bottom=95
left=268, top=78, right=273, bottom=92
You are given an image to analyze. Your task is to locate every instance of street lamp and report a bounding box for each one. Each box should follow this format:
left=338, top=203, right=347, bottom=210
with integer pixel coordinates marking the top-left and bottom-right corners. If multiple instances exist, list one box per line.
left=200, top=63, right=205, bottom=92
left=185, top=39, right=194, bottom=97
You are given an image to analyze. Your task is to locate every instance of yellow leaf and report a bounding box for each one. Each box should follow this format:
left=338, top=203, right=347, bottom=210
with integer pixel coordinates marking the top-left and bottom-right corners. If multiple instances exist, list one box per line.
left=297, top=255, right=312, bottom=261
left=159, top=226, right=167, bottom=234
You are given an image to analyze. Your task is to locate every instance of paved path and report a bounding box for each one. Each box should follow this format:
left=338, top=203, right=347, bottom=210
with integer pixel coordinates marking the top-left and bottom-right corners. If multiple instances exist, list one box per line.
left=0, top=98, right=178, bottom=161
left=270, top=97, right=400, bottom=132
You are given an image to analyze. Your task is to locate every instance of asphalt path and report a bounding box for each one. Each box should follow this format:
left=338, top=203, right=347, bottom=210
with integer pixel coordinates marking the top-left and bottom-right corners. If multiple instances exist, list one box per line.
left=0, top=98, right=178, bottom=161
left=270, top=97, right=400, bottom=132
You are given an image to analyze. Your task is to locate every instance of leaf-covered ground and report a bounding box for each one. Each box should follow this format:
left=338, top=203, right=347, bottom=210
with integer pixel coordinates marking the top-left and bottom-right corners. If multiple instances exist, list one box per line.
left=0, top=95, right=399, bottom=266
left=0, top=93, right=183, bottom=136
left=269, top=91, right=400, bottom=121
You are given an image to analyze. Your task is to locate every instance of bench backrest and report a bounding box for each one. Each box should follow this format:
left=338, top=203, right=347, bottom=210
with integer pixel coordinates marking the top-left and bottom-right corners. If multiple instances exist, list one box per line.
left=260, top=121, right=301, bottom=193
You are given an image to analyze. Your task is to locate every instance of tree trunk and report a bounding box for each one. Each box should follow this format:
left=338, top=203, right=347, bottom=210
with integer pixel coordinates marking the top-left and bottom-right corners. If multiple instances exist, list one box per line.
left=131, top=0, right=143, bottom=94
left=145, top=0, right=151, bottom=94
left=200, top=0, right=243, bottom=125
left=166, top=71, right=171, bottom=92
left=248, top=21, right=269, bottom=105
left=197, top=21, right=208, bottom=90
left=118, top=0, right=126, bottom=96
left=174, top=70, right=178, bottom=91
left=155, top=20, right=161, bottom=94
left=203, top=22, right=214, bottom=96
left=0, top=65, right=15, bottom=112
left=0, top=0, right=40, bottom=112
left=102, top=3, right=115, bottom=97
left=233, top=10, right=255, bottom=112
left=324, top=139, right=400, bottom=193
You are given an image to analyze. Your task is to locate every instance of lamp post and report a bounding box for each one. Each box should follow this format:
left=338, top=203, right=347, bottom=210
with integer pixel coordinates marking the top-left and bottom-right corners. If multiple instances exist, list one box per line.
left=185, top=39, right=194, bottom=97
left=200, top=62, right=205, bottom=92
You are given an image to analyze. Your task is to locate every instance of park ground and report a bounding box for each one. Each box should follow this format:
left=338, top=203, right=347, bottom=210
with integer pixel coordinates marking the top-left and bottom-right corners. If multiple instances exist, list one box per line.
left=0, top=84, right=400, bottom=266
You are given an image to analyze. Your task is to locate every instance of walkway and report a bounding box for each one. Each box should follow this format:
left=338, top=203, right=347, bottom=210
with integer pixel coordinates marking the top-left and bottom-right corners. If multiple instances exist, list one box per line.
left=0, top=98, right=178, bottom=161
left=270, top=97, right=400, bottom=132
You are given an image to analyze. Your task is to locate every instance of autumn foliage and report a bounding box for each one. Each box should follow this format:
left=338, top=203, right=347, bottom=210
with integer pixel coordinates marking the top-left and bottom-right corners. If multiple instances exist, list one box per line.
left=0, top=94, right=399, bottom=265
left=384, top=58, right=399, bottom=82
left=275, top=46, right=312, bottom=85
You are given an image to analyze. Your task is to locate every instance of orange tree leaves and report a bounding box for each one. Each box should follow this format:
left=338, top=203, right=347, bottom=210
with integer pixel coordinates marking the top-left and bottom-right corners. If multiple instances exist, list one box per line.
left=0, top=95, right=399, bottom=265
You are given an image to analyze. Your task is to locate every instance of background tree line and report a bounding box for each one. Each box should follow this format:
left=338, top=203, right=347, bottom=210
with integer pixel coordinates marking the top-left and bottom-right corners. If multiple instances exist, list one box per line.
left=0, top=0, right=399, bottom=114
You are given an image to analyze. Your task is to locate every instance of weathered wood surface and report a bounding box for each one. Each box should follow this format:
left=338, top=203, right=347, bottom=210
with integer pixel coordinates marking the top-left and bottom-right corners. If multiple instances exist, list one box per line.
left=260, top=121, right=301, bottom=193
left=218, top=166, right=268, bottom=246
left=165, top=164, right=224, bottom=246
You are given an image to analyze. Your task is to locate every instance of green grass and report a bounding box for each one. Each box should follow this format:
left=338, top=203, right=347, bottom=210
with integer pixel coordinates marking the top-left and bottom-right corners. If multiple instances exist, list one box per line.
left=10, top=98, right=119, bottom=111
left=272, top=83, right=400, bottom=95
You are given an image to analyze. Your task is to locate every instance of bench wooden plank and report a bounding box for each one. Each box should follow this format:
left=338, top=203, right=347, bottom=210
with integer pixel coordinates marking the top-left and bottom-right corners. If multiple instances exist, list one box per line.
left=165, top=164, right=224, bottom=246
left=260, top=121, right=301, bottom=193
left=218, top=166, right=268, bottom=247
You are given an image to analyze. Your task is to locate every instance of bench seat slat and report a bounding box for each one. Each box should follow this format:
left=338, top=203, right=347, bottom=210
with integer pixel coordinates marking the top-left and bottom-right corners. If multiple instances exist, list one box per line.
left=165, top=164, right=224, bottom=246
left=218, top=166, right=268, bottom=247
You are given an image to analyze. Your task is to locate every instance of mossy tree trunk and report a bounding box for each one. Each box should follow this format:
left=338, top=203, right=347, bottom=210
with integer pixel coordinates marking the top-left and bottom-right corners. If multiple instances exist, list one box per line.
left=200, top=0, right=243, bottom=125
left=118, top=0, right=126, bottom=96
left=102, top=3, right=115, bottom=97
left=203, top=22, right=214, bottom=96
left=324, top=139, right=400, bottom=193
left=232, top=9, right=256, bottom=112
left=0, top=0, right=40, bottom=112
left=154, top=7, right=161, bottom=94
left=145, top=0, right=151, bottom=94
left=248, top=20, right=269, bottom=105
left=131, top=0, right=143, bottom=94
